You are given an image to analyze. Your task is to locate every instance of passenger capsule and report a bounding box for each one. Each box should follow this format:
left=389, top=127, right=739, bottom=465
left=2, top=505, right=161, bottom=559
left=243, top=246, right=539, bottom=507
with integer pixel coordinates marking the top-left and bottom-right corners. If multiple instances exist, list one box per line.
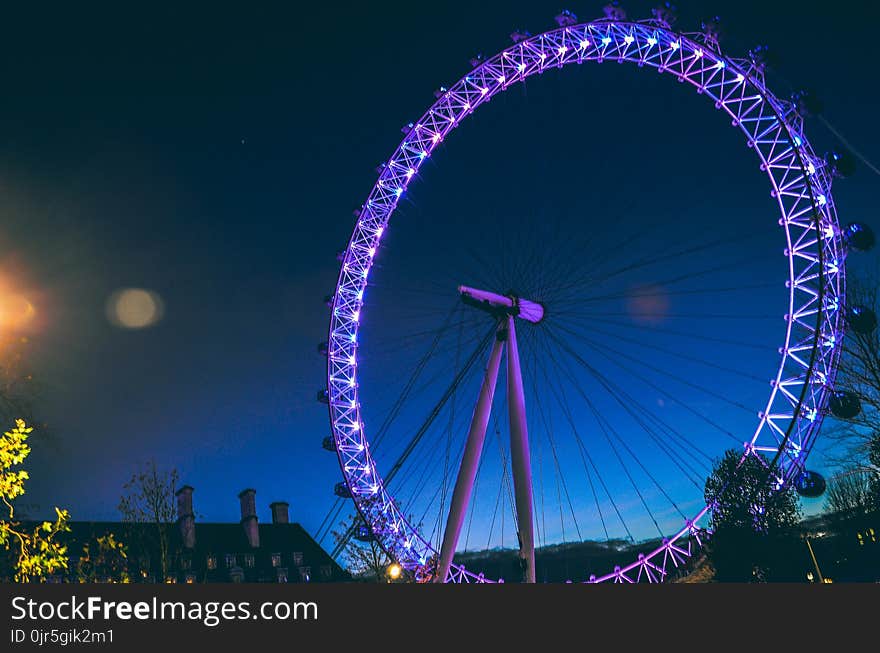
left=354, top=524, right=375, bottom=542
left=795, top=470, right=826, bottom=498
left=844, top=222, right=875, bottom=252
left=322, top=436, right=336, bottom=452
left=826, top=151, right=857, bottom=178
left=652, top=3, right=678, bottom=27
left=554, top=10, right=578, bottom=27
left=748, top=44, right=778, bottom=72
left=701, top=15, right=722, bottom=41
left=848, top=306, right=877, bottom=334
left=792, top=90, right=823, bottom=118
left=829, top=390, right=861, bottom=419
left=603, top=1, right=626, bottom=21
left=334, top=482, right=353, bottom=498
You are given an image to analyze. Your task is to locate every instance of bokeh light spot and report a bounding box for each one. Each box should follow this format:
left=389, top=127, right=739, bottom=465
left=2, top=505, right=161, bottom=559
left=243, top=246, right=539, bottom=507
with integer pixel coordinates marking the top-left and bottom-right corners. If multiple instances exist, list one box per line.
left=106, top=288, right=164, bottom=329
left=626, top=284, right=670, bottom=325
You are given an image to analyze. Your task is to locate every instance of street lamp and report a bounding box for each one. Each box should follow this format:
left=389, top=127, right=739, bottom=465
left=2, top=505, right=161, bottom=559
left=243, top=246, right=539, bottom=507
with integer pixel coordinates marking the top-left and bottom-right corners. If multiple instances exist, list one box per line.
left=387, top=563, right=402, bottom=582
left=804, top=536, right=833, bottom=582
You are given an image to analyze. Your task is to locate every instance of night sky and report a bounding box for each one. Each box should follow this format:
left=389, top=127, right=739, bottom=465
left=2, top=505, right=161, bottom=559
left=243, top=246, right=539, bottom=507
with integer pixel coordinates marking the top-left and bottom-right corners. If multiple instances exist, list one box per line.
left=1, top=0, right=877, bottom=556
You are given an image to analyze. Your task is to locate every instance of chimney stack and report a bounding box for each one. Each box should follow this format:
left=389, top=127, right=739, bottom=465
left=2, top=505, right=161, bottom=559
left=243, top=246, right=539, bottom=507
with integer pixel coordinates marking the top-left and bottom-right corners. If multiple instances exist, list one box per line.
left=238, top=488, right=259, bottom=548
left=269, top=501, right=289, bottom=524
left=176, top=485, right=195, bottom=549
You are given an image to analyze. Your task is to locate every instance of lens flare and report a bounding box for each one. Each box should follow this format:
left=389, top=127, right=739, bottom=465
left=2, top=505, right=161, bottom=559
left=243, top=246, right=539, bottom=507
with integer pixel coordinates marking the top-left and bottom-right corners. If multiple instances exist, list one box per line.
left=0, top=293, right=36, bottom=332
left=625, top=284, right=670, bottom=325
left=106, top=288, right=164, bottom=329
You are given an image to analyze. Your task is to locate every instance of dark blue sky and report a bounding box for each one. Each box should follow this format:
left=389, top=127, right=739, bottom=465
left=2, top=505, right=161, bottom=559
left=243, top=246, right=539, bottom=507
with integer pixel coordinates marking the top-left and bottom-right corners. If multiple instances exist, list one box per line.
left=0, top=1, right=877, bottom=552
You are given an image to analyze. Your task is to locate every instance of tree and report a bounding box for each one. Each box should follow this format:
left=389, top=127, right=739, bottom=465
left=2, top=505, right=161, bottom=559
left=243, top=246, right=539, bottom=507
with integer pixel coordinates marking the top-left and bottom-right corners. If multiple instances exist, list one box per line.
left=704, top=449, right=801, bottom=582
left=825, top=469, right=876, bottom=517
left=822, top=272, right=880, bottom=478
left=76, top=532, right=130, bottom=583
left=817, top=268, right=880, bottom=522
left=118, top=460, right=179, bottom=581
left=331, top=512, right=390, bottom=582
left=0, top=419, right=70, bottom=582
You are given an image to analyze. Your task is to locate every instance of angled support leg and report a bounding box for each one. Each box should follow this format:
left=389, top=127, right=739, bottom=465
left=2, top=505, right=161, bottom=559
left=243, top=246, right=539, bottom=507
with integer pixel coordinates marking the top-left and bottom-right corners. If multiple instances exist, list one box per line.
left=434, top=323, right=506, bottom=583
left=506, top=315, right=536, bottom=583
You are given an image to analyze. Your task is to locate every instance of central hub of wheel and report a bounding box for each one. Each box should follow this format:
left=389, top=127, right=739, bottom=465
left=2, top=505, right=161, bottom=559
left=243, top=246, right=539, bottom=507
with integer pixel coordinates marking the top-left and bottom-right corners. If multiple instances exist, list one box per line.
left=458, top=285, right=545, bottom=324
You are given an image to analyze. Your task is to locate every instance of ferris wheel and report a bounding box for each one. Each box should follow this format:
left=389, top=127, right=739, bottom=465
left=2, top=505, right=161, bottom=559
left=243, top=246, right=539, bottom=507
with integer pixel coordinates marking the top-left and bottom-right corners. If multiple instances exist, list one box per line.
left=319, top=4, right=873, bottom=583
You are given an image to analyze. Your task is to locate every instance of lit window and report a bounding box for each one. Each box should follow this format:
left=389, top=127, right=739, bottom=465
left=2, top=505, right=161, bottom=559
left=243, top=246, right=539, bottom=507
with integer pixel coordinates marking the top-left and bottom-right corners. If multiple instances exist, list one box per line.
left=298, top=566, right=311, bottom=582
left=277, top=568, right=288, bottom=583
left=206, top=555, right=217, bottom=570
left=225, top=554, right=236, bottom=568
left=244, top=554, right=255, bottom=568
left=292, top=551, right=304, bottom=566
left=271, top=553, right=282, bottom=568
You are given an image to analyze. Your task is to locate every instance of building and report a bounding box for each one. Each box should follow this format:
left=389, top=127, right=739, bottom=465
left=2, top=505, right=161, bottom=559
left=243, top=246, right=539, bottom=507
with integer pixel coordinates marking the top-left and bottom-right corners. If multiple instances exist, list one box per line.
left=50, top=486, right=350, bottom=583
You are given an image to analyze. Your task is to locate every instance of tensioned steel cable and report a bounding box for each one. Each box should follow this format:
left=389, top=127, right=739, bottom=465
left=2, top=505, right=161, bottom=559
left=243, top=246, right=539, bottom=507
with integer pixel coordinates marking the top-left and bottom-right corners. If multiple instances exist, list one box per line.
left=550, top=230, right=765, bottom=297
left=526, top=337, right=583, bottom=542
left=556, top=313, right=771, bottom=351
left=556, top=281, right=780, bottom=306
left=551, top=318, right=766, bottom=417
left=548, top=330, right=695, bottom=518
left=546, top=325, right=711, bottom=489
left=554, top=318, right=768, bottom=383
left=318, top=302, right=465, bottom=543
left=530, top=331, right=611, bottom=541
left=327, top=313, right=494, bottom=558
left=553, top=322, right=746, bottom=449
left=535, top=335, right=636, bottom=542
left=546, top=330, right=677, bottom=537
left=436, top=314, right=465, bottom=551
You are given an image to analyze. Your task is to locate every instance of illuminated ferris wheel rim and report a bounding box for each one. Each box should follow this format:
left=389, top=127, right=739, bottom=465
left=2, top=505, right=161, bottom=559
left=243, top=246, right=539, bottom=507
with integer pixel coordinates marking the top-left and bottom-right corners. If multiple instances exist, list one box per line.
left=325, top=15, right=846, bottom=583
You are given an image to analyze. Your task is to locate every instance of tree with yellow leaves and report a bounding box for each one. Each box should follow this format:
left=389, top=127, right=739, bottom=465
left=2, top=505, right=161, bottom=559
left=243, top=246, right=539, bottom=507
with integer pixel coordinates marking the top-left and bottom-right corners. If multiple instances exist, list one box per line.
left=0, top=419, right=70, bottom=582
left=76, top=532, right=129, bottom=583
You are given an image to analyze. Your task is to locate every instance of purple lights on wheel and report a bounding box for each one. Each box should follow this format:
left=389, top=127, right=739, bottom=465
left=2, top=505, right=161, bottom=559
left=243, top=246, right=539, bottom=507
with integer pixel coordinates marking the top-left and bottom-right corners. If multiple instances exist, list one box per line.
left=326, top=15, right=847, bottom=583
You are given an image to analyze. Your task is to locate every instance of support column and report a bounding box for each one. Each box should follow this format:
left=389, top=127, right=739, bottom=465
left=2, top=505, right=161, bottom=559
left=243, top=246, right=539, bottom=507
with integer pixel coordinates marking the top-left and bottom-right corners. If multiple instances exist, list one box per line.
left=506, top=315, right=536, bottom=583
left=434, top=323, right=506, bottom=583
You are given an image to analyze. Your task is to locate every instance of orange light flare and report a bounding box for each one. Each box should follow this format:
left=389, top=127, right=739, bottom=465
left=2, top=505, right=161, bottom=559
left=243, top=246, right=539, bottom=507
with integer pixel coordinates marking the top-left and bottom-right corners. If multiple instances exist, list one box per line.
left=625, top=284, right=670, bottom=326
left=0, top=269, right=43, bottom=338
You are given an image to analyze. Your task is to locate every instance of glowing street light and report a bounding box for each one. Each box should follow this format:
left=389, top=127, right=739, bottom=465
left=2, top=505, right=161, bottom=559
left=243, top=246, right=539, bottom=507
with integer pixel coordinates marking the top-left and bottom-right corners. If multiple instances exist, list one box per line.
left=387, top=563, right=402, bottom=581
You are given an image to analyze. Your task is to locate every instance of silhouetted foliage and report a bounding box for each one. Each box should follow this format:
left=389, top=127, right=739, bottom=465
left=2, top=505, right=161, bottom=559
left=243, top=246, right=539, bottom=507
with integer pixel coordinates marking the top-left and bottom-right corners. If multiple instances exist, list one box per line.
left=117, top=460, right=179, bottom=581
left=331, top=512, right=390, bottom=583
left=823, top=272, right=880, bottom=484
left=825, top=469, right=877, bottom=518
left=704, top=450, right=801, bottom=582
left=75, top=532, right=129, bottom=583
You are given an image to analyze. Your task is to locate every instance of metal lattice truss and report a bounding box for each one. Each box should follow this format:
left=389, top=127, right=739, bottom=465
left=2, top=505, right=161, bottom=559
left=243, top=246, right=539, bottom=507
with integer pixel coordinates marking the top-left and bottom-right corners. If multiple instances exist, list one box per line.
left=326, top=18, right=845, bottom=583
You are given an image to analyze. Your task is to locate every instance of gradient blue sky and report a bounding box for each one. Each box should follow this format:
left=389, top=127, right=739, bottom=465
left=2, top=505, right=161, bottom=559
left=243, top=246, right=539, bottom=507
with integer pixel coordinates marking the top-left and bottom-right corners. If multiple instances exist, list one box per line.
left=0, top=1, right=876, bottom=550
